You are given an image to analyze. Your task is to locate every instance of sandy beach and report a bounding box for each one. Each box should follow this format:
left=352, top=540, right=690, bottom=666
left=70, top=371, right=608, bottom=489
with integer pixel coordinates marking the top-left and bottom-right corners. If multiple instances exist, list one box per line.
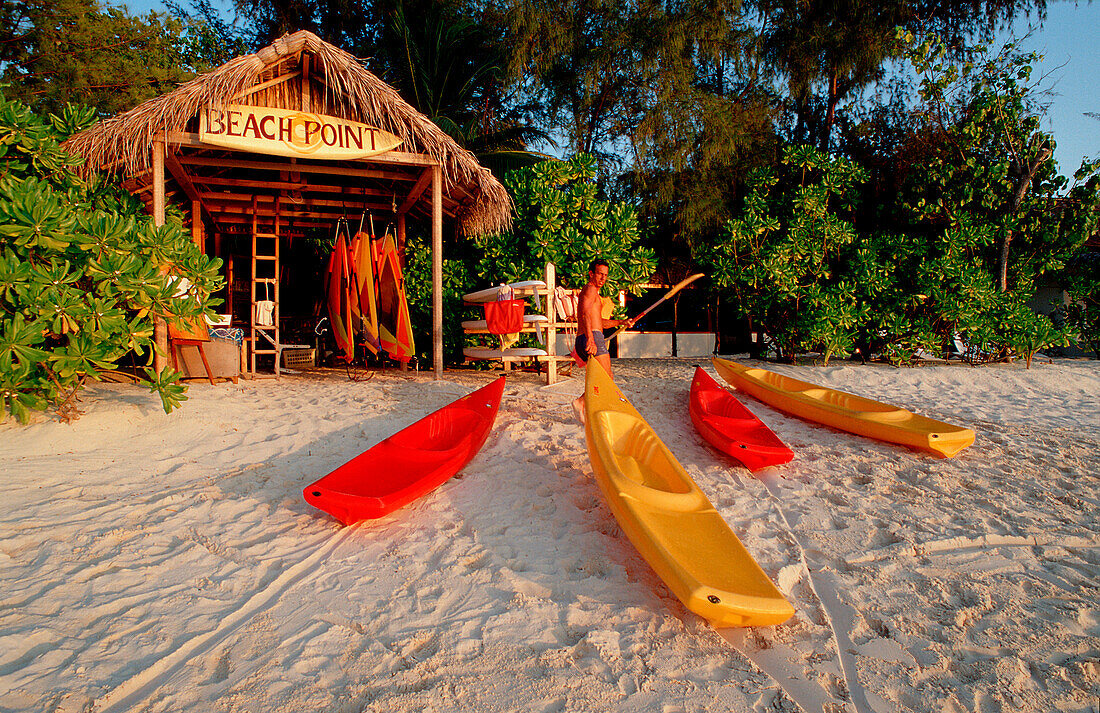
left=1, top=356, right=1098, bottom=713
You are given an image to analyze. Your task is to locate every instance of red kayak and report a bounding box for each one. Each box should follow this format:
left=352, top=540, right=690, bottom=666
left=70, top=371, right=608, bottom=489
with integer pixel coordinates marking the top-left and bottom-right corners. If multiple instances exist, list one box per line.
left=689, top=367, right=793, bottom=471
left=304, top=377, right=506, bottom=524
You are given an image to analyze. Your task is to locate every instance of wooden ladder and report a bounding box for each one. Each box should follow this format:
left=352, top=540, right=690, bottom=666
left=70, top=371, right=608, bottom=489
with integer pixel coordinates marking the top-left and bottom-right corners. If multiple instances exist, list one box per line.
left=250, top=195, right=281, bottom=377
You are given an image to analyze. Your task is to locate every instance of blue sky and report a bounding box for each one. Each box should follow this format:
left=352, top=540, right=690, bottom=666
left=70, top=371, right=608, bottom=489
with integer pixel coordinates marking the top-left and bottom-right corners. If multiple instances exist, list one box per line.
left=1002, top=2, right=1100, bottom=178
left=124, top=0, right=1098, bottom=178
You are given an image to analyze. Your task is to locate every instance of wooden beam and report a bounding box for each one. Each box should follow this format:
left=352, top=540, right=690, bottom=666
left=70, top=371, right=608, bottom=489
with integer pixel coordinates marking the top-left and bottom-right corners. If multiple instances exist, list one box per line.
left=192, top=176, right=308, bottom=191
left=206, top=201, right=391, bottom=215
left=204, top=203, right=396, bottom=219
left=404, top=201, right=458, bottom=223
left=135, top=188, right=183, bottom=211
left=166, top=133, right=440, bottom=169
left=163, top=149, right=220, bottom=237
left=191, top=200, right=203, bottom=249
left=360, top=151, right=441, bottom=168
left=301, top=55, right=310, bottom=112
left=163, top=150, right=201, bottom=203
left=176, top=154, right=414, bottom=182
left=152, top=143, right=166, bottom=225
left=192, top=175, right=395, bottom=199
left=213, top=215, right=329, bottom=230
left=152, top=141, right=168, bottom=374
left=233, top=71, right=301, bottom=101
left=399, top=168, right=434, bottom=214
left=201, top=191, right=386, bottom=208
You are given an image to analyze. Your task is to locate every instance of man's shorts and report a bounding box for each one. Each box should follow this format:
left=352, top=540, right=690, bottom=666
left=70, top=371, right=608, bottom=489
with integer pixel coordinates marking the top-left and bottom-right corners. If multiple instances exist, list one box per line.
left=575, top=330, right=609, bottom=363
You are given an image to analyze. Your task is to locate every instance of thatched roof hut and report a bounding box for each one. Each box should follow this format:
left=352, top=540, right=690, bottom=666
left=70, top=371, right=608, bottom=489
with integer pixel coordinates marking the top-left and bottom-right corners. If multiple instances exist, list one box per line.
left=64, top=30, right=512, bottom=238
left=64, top=30, right=515, bottom=379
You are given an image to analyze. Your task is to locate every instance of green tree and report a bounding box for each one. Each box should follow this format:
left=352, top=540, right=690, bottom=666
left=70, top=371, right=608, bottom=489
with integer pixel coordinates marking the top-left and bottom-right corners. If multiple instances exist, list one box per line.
left=902, top=33, right=1084, bottom=293
left=757, top=0, right=1047, bottom=152
left=230, top=0, right=379, bottom=51
left=757, top=0, right=904, bottom=151
left=165, top=0, right=250, bottom=71
left=1061, top=248, right=1100, bottom=358
left=695, top=144, right=867, bottom=363
left=474, top=154, right=657, bottom=294
left=0, top=0, right=195, bottom=116
left=503, top=0, right=638, bottom=167
left=401, top=155, right=657, bottom=364
left=503, top=0, right=758, bottom=176
left=402, top=232, right=473, bottom=364
left=375, top=0, right=549, bottom=175
left=892, top=34, right=1099, bottom=359
left=0, top=90, right=224, bottom=421
left=624, top=0, right=778, bottom=243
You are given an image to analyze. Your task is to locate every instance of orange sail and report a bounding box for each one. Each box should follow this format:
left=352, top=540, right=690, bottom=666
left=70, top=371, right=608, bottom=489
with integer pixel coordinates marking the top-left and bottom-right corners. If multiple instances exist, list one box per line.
left=325, top=232, right=354, bottom=362
left=374, top=232, right=415, bottom=362
left=349, top=231, right=380, bottom=355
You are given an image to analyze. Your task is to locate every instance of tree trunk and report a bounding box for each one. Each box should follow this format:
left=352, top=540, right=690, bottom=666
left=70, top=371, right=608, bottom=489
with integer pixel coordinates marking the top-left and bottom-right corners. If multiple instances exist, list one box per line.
left=821, top=69, right=839, bottom=153
left=671, top=294, right=680, bottom=357
left=999, top=147, right=1051, bottom=292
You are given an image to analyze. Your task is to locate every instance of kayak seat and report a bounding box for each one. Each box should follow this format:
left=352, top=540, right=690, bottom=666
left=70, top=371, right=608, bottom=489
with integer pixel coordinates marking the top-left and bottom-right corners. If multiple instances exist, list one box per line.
left=596, top=411, right=706, bottom=511
left=857, top=408, right=914, bottom=422
left=702, top=413, right=767, bottom=431
left=694, top=391, right=756, bottom=421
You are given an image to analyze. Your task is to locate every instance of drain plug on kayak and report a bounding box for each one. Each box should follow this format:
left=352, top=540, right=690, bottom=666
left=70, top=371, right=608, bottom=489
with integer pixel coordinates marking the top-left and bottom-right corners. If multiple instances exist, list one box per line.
left=707, top=595, right=721, bottom=604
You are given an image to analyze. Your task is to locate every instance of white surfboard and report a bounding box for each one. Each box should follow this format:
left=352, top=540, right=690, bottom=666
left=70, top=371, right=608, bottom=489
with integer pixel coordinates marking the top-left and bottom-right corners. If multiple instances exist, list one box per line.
left=461, top=314, right=549, bottom=332
left=462, top=280, right=547, bottom=303
left=463, top=347, right=548, bottom=360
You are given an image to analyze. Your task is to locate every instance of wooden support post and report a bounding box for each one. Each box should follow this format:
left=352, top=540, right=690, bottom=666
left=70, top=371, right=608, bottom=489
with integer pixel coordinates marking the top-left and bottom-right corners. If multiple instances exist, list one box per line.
left=432, top=164, right=443, bottom=380
left=191, top=199, right=203, bottom=249
left=545, top=262, right=557, bottom=385
left=396, top=213, right=406, bottom=255
left=223, top=242, right=232, bottom=319
left=152, top=140, right=168, bottom=374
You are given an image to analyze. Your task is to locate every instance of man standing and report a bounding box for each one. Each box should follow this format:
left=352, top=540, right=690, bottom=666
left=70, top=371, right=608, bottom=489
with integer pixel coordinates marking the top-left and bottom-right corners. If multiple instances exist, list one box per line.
left=572, top=259, right=635, bottom=422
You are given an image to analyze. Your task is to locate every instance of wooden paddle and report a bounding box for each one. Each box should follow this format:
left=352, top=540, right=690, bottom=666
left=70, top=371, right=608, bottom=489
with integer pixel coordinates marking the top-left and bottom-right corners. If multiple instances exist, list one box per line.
left=606, top=273, right=705, bottom=342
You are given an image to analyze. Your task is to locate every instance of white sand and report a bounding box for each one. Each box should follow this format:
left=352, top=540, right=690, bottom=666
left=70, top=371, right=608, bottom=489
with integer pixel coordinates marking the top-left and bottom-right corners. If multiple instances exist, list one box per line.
left=1, top=357, right=1098, bottom=713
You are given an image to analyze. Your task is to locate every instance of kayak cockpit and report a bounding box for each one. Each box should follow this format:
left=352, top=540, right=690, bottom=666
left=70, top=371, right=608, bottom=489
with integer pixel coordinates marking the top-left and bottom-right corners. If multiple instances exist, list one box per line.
left=594, top=411, right=707, bottom=511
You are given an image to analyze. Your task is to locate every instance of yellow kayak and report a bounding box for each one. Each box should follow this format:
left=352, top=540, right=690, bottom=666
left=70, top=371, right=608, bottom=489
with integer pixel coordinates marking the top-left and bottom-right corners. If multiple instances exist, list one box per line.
left=712, top=357, right=975, bottom=458
left=583, top=360, right=795, bottom=628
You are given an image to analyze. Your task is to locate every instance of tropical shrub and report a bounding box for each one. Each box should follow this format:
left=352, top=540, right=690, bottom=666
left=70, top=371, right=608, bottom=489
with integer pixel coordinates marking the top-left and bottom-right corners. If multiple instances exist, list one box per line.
left=891, top=34, right=1099, bottom=364
left=697, top=144, right=867, bottom=363
left=474, top=154, right=657, bottom=296
left=403, top=233, right=474, bottom=365
left=1061, top=248, right=1100, bottom=358
left=702, top=37, right=1099, bottom=368
left=0, top=90, right=223, bottom=422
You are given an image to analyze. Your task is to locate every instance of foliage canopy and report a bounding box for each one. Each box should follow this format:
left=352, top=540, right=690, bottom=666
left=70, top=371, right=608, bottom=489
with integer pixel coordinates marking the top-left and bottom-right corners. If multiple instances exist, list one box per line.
left=0, top=90, right=224, bottom=421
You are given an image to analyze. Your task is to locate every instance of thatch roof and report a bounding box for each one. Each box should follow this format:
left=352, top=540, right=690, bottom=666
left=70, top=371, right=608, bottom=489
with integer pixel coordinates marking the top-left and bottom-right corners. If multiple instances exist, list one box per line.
left=64, top=30, right=511, bottom=237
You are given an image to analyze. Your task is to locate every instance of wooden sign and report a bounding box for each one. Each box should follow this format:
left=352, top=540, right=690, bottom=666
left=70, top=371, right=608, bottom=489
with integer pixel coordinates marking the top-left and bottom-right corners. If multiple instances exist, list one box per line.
left=199, top=105, right=402, bottom=159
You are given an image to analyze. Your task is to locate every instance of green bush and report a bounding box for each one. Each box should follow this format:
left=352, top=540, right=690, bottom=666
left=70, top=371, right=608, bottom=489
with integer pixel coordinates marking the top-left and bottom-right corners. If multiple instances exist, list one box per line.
left=697, top=144, right=866, bottom=363
left=700, top=38, right=1099, bottom=368
left=475, top=154, right=657, bottom=295
left=1061, top=249, right=1100, bottom=358
left=0, top=89, right=223, bottom=422
left=403, top=233, right=474, bottom=365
